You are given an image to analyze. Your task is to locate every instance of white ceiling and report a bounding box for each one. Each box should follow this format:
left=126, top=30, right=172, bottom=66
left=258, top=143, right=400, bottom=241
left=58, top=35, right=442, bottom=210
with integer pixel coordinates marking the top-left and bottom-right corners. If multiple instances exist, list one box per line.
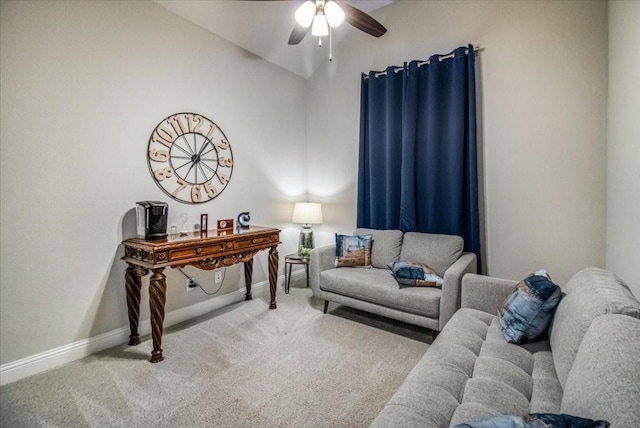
left=154, top=0, right=396, bottom=79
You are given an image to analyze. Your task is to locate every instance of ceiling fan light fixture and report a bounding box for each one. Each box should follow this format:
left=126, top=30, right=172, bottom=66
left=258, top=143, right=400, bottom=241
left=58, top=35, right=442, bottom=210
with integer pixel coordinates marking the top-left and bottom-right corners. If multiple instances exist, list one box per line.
left=311, top=14, right=329, bottom=37
left=295, top=1, right=316, bottom=28
left=324, top=1, right=345, bottom=27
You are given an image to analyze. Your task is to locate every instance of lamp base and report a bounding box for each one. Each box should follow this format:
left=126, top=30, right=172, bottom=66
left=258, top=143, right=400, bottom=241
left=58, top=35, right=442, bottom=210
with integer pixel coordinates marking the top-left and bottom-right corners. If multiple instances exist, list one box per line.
left=298, top=224, right=314, bottom=250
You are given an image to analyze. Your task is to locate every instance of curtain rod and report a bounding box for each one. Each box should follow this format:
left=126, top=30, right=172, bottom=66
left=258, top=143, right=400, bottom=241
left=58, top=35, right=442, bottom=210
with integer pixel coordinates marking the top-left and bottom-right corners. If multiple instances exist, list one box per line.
left=368, top=46, right=481, bottom=79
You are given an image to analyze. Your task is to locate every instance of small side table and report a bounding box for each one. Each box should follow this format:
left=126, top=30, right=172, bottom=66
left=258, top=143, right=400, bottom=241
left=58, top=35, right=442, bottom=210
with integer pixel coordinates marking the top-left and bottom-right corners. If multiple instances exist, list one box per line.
left=285, top=254, right=310, bottom=294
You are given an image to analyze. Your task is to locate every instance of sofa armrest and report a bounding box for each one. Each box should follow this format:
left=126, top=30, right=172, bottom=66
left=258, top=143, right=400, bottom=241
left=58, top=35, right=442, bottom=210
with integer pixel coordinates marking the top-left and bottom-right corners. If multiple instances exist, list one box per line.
left=461, top=273, right=517, bottom=314
left=439, top=252, right=477, bottom=330
left=309, top=245, right=335, bottom=297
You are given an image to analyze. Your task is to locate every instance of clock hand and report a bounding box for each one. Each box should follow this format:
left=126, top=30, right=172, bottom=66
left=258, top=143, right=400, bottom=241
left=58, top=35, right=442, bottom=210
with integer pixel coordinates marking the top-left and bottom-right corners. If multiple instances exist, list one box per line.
left=200, top=146, right=217, bottom=158
left=196, top=135, right=212, bottom=163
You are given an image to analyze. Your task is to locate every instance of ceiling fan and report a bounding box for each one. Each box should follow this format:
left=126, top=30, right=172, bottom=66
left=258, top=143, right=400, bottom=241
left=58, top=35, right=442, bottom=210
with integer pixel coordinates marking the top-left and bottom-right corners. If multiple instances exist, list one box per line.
left=286, top=0, right=387, bottom=45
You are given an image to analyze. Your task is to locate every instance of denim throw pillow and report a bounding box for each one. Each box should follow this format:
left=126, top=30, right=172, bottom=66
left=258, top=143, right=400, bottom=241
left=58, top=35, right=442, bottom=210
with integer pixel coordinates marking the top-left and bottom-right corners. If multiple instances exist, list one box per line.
left=453, top=413, right=609, bottom=428
left=498, top=270, right=562, bottom=343
left=387, top=261, right=443, bottom=287
left=335, top=234, right=372, bottom=268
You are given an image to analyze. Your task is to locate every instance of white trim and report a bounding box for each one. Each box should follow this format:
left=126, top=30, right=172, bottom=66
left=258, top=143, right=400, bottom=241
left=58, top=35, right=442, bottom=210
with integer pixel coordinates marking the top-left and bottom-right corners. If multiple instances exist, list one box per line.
left=0, top=276, right=285, bottom=386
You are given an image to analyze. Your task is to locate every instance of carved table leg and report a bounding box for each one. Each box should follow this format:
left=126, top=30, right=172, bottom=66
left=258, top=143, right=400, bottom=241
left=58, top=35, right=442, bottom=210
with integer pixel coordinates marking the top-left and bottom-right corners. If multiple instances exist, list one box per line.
left=268, top=246, right=279, bottom=309
left=244, top=258, right=254, bottom=300
left=125, top=263, right=147, bottom=346
left=149, top=268, right=167, bottom=363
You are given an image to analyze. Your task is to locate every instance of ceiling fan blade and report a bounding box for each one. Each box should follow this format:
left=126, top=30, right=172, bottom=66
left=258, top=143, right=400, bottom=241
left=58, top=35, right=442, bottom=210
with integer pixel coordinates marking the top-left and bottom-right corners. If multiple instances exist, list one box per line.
left=288, top=23, right=311, bottom=45
left=339, top=2, right=387, bottom=38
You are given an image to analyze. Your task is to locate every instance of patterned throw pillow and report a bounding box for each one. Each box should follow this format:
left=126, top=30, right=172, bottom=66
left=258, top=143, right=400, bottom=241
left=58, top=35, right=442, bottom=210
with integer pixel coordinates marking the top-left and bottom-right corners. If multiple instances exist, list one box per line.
left=498, top=269, right=562, bottom=344
left=387, top=261, right=444, bottom=287
left=453, top=413, right=609, bottom=428
left=335, top=234, right=372, bottom=268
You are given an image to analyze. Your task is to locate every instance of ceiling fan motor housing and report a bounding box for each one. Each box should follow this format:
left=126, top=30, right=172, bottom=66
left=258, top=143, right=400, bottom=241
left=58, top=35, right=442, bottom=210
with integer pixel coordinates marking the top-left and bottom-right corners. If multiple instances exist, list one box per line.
left=289, top=0, right=387, bottom=45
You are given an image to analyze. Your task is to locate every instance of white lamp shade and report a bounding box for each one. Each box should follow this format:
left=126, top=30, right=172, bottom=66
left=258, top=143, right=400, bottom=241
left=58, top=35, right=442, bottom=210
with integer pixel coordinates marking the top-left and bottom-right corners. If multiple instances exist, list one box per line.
left=325, top=1, right=345, bottom=27
left=311, top=14, right=329, bottom=36
left=295, top=1, right=316, bottom=27
left=292, top=202, right=323, bottom=224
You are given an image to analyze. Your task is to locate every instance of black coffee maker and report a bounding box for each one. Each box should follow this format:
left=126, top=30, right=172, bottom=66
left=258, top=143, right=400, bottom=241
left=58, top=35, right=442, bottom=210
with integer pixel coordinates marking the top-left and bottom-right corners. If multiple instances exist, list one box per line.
left=136, top=201, right=168, bottom=240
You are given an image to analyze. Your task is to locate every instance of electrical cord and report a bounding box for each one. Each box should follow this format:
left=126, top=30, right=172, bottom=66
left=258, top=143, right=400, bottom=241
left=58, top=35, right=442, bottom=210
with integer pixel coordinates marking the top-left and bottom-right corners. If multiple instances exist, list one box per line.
left=177, top=267, right=225, bottom=295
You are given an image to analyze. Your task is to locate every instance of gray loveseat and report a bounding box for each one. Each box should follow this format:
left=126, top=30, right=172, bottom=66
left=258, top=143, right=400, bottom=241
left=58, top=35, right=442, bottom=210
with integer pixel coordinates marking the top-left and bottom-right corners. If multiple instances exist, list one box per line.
left=370, top=267, right=640, bottom=427
left=310, top=228, right=477, bottom=333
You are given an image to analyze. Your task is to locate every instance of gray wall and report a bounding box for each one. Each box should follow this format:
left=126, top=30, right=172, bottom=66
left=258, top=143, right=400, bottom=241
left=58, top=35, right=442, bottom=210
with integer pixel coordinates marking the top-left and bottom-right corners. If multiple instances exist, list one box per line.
left=0, top=1, right=306, bottom=365
left=306, top=0, right=609, bottom=286
left=606, top=0, right=640, bottom=298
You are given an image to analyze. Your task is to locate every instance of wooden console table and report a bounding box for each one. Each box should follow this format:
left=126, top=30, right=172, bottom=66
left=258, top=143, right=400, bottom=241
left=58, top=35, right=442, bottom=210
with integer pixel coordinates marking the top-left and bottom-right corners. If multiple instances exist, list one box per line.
left=121, top=226, right=280, bottom=363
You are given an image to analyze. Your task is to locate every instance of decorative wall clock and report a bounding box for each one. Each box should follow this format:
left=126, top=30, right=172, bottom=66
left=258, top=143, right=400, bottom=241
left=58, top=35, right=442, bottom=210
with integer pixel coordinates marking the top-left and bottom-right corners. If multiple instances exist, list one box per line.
left=147, top=112, right=233, bottom=204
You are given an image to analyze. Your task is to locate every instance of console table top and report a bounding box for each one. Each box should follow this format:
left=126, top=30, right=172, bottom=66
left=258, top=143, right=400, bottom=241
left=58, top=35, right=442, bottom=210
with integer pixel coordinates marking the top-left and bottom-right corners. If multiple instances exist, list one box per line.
left=123, top=225, right=279, bottom=246
left=122, top=225, right=281, bottom=270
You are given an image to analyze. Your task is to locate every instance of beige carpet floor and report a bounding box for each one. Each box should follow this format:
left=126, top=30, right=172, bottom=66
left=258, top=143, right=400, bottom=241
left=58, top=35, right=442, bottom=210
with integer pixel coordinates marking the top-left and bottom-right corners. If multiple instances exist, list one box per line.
left=1, top=279, right=431, bottom=427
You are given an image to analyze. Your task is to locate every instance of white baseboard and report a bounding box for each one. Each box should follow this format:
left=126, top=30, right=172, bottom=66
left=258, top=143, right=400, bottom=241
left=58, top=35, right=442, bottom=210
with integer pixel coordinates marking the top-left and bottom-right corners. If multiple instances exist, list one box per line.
left=0, top=274, right=293, bottom=386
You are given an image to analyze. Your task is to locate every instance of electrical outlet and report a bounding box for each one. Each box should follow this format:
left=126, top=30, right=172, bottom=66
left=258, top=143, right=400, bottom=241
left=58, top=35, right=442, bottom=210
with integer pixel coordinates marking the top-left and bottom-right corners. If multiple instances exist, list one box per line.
left=214, top=270, right=223, bottom=283
left=186, top=278, right=196, bottom=290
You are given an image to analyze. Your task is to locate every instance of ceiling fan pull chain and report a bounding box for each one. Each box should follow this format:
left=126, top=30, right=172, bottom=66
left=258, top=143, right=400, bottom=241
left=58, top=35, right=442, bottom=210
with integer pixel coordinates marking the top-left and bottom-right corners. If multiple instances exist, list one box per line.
left=329, top=27, right=333, bottom=61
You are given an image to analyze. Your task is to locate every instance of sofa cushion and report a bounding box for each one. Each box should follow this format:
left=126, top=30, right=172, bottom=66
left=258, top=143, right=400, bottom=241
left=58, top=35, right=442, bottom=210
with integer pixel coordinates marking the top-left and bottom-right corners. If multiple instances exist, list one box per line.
left=549, top=268, right=640, bottom=388
left=319, top=267, right=440, bottom=318
left=354, top=228, right=403, bottom=269
left=498, top=271, right=562, bottom=344
left=561, top=314, right=640, bottom=427
left=399, top=232, right=463, bottom=277
left=334, top=233, right=372, bottom=267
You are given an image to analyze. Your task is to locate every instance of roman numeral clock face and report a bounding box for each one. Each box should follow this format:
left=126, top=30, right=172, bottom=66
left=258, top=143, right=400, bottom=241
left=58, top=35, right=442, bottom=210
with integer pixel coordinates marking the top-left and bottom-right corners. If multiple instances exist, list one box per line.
left=147, top=113, right=233, bottom=204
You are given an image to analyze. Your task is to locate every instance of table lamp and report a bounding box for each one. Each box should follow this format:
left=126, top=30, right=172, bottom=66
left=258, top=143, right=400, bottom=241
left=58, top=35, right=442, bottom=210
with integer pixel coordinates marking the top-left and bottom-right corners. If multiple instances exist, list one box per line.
left=292, top=202, right=323, bottom=251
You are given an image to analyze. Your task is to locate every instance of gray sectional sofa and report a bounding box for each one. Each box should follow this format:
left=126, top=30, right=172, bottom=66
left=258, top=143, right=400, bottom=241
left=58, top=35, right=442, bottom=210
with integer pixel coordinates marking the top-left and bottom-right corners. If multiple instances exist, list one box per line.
left=310, top=228, right=477, bottom=332
left=370, top=267, right=640, bottom=427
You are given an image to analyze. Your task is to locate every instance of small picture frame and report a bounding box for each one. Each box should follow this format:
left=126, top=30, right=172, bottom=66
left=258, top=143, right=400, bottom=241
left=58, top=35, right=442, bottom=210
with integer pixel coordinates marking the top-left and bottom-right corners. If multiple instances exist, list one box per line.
left=200, top=214, right=208, bottom=237
left=201, top=214, right=208, bottom=231
left=217, top=218, right=234, bottom=232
